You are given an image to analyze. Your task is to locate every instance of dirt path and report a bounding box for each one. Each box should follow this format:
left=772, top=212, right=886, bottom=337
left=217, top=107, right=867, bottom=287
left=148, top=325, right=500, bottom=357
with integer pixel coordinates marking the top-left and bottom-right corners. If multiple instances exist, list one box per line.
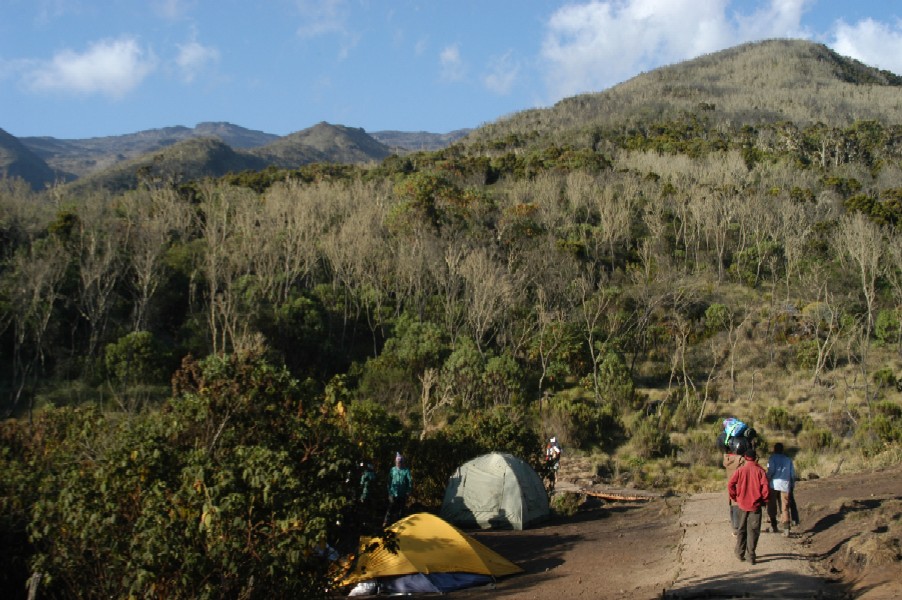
left=458, top=488, right=856, bottom=599
left=665, top=492, right=840, bottom=599
left=348, top=464, right=901, bottom=599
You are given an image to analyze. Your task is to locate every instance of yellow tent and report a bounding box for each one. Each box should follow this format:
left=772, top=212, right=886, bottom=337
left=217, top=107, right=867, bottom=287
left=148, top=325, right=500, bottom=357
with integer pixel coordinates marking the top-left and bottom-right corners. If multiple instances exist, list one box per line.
left=340, top=512, right=522, bottom=590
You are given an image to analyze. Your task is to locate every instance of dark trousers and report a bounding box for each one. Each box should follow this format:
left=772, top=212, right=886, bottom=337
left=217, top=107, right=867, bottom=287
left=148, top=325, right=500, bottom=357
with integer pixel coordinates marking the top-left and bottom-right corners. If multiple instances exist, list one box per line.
left=383, top=494, right=407, bottom=527
left=735, top=507, right=762, bottom=560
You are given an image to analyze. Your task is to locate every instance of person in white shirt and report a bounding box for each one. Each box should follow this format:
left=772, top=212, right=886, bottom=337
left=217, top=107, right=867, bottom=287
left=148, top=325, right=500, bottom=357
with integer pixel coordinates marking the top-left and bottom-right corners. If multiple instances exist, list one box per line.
left=766, top=442, right=796, bottom=536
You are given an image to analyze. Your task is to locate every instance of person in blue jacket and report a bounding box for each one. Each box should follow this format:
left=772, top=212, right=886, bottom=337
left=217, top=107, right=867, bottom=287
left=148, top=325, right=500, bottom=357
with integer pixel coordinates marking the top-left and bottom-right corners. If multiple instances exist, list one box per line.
left=766, top=442, right=796, bottom=536
left=383, top=452, right=412, bottom=527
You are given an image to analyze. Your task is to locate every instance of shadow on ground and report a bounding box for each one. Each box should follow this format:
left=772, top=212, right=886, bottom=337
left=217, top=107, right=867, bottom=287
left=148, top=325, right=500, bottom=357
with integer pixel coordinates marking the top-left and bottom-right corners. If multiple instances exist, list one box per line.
left=663, top=568, right=857, bottom=599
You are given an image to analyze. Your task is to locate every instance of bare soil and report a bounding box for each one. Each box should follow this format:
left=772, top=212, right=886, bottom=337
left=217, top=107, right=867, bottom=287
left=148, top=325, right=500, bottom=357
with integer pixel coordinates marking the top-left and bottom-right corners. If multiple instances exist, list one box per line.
left=451, top=463, right=902, bottom=600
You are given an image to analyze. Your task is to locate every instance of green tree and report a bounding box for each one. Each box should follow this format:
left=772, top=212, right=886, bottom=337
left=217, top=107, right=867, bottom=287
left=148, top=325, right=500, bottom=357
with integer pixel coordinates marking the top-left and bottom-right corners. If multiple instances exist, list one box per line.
left=24, top=349, right=358, bottom=599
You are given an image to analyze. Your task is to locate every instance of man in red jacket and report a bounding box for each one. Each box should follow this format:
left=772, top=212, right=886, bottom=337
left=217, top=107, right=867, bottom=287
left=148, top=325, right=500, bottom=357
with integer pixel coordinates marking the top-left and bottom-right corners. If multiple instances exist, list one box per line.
left=728, top=449, right=770, bottom=565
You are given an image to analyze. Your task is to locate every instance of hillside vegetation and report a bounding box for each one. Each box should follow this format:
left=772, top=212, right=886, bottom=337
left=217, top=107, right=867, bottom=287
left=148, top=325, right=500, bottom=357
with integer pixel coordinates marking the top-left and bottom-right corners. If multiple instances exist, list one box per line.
left=1, top=38, right=901, bottom=599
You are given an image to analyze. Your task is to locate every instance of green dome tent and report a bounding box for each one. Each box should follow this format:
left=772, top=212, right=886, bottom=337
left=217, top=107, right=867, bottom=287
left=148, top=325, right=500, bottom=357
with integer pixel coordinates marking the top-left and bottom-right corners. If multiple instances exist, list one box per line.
left=440, top=452, right=550, bottom=530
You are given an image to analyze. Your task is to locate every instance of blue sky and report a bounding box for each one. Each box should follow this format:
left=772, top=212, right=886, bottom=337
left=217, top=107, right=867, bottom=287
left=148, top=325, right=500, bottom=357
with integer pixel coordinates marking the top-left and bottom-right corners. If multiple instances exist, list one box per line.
left=1, top=0, right=900, bottom=139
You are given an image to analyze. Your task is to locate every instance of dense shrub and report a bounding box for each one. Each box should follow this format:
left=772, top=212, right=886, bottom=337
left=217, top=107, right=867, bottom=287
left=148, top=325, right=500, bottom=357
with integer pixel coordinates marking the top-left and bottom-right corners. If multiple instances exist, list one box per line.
left=544, top=391, right=623, bottom=452
left=15, top=350, right=360, bottom=600
left=627, top=411, right=672, bottom=459
left=798, top=428, right=836, bottom=451
left=854, top=401, right=902, bottom=456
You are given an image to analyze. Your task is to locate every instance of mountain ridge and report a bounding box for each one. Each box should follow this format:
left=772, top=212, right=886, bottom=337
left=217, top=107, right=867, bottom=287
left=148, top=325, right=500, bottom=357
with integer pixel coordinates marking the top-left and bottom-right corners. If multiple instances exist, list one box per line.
left=4, top=39, right=901, bottom=191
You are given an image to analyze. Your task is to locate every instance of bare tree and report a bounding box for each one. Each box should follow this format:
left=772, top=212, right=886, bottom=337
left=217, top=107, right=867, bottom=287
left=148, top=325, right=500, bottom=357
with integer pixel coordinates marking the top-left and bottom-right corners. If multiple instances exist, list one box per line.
left=592, top=179, right=636, bottom=272
left=573, top=269, right=615, bottom=402
left=121, top=187, right=192, bottom=332
left=800, top=273, right=842, bottom=387
left=2, top=239, right=68, bottom=415
left=73, top=198, right=128, bottom=361
left=460, top=247, right=513, bottom=355
left=196, top=183, right=259, bottom=354
left=835, top=212, right=884, bottom=340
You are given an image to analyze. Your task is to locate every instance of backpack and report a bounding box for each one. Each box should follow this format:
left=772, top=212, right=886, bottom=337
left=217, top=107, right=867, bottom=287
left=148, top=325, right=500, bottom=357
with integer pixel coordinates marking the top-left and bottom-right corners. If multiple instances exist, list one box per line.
left=728, top=435, right=750, bottom=456
left=722, top=418, right=747, bottom=439
left=721, top=418, right=758, bottom=454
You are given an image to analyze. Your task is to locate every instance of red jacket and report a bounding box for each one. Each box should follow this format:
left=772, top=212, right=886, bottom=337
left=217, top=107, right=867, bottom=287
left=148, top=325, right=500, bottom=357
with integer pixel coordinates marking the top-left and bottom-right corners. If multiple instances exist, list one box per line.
left=728, top=459, right=770, bottom=512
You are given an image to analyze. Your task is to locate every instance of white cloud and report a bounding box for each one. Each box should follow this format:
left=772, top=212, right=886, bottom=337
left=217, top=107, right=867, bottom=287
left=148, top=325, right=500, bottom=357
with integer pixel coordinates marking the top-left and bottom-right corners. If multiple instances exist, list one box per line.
left=296, top=0, right=348, bottom=37
left=540, top=0, right=812, bottom=101
left=176, top=40, right=219, bottom=83
left=440, top=44, right=466, bottom=82
left=24, top=37, right=156, bottom=98
left=831, top=18, right=902, bottom=75
left=483, top=51, right=520, bottom=95
left=295, top=0, right=359, bottom=59
left=152, top=0, right=197, bottom=21
left=733, top=0, right=812, bottom=41
left=439, top=44, right=467, bottom=82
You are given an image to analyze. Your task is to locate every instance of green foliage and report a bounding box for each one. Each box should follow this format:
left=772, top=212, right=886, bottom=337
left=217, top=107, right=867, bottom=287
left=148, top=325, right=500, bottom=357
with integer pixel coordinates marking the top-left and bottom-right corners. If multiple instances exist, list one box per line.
left=439, top=336, right=486, bottom=410
left=595, top=344, right=636, bottom=411
left=794, top=339, right=824, bottom=371
left=763, top=406, right=800, bottom=433
left=347, top=399, right=407, bottom=470
left=704, top=303, right=731, bottom=334
left=550, top=492, right=582, bottom=517
left=411, top=406, right=543, bottom=508
left=14, top=350, right=359, bottom=599
left=482, top=351, right=526, bottom=407
left=797, top=428, right=836, bottom=451
left=874, top=309, right=901, bottom=346
left=855, top=401, right=902, bottom=457
left=873, top=367, right=899, bottom=393
left=544, top=391, right=623, bottom=452
left=104, top=330, right=172, bottom=385
left=356, top=316, right=448, bottom=417
left=627, top=411, right=672, bottom=459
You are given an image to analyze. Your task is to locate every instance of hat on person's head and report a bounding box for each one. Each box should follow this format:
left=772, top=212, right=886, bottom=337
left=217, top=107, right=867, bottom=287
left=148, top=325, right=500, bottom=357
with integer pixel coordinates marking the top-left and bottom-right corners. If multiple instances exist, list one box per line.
left=395, top=452, right=404, bottom=462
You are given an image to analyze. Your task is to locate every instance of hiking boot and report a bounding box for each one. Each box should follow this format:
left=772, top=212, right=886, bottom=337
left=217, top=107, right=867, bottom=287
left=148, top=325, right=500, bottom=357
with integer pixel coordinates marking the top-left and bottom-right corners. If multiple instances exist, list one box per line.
left=770, top=526, right=781, bottom=534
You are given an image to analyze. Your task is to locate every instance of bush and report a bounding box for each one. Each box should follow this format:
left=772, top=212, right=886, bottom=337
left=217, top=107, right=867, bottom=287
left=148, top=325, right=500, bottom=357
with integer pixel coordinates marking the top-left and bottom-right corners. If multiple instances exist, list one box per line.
left=854, top=402, right=902, bottom=456
left=798, top=428, right=836, bottom=451
left=544, top=391, right=624, bottom=452
left=550, top=492, right=582, bottom=517
left=764, top=406, right=800, bottom=433
left=628, top=412, right=671, bottom=459
left=874, top=308, right=900, bottom=345
left=24, top=350, right=360, bottom=599
left=794, top=339, right=821, bottom=370
left=678, top=430, right=721, bottom=467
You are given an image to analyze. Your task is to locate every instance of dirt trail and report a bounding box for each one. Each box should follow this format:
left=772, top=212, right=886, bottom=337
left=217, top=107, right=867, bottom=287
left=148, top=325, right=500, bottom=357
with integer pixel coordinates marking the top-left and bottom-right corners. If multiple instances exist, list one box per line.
left=666, top=492, right=838, bottom=599
left=458, top=488, right=854, bottom=599
left=396, top=463, right=902, bottom=599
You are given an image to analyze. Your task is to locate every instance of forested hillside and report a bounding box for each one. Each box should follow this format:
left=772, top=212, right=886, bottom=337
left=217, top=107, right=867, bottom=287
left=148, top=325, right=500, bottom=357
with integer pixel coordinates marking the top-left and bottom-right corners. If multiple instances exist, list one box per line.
left=1, top=38, right=901, bottom=599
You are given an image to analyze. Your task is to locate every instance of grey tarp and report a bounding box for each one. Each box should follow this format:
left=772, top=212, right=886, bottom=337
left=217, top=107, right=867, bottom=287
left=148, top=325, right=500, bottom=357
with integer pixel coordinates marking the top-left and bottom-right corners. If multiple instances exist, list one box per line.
left=440, top=452, right=549, bottom=530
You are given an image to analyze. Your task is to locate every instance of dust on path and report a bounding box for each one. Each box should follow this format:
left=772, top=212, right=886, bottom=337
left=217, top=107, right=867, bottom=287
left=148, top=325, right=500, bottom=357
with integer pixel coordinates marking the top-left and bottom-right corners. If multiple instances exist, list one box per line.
left=665, top=491, right=846, bottom=599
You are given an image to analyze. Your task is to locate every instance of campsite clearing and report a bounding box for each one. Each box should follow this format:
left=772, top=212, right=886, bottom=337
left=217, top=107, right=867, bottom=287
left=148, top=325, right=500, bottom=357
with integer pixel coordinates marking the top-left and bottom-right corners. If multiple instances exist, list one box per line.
left=449, top=463, right=902, bottom=599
